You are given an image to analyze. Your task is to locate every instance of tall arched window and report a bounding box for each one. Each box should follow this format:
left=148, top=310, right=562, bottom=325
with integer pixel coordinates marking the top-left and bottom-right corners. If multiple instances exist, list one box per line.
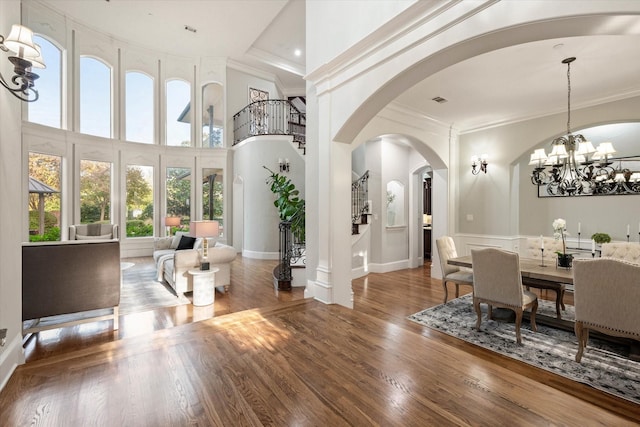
left=80, top=56, right=112, bottom=138
left=126, top=71, right=154, bottom=143
left=28, top=35, right=62, bottom=128
left=166, top=79, right=191, bottom=146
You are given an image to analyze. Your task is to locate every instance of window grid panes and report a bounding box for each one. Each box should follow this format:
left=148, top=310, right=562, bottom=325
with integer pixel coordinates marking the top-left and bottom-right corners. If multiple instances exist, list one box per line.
left=126, top=165, right=154, bottom=237
left=166, top=79, right=191, bottom=146
left=126, top=71, right=154, bottom=143
left=202, top=168, right=223, bottom=236
left=80, top=56, right=112, bottom=138
left=166, top=167, right=191, bottom=233
left=80, top=160, right=112, bottom=224
left=29, top=36, right=62, bottom=128
left=28, top=153, right=62, bottom=241
left=202, top=83, right=224, bottom=148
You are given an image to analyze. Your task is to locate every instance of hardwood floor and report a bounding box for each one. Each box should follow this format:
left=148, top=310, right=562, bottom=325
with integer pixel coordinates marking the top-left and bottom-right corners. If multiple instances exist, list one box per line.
left=3, top=257, right=638, bottom=426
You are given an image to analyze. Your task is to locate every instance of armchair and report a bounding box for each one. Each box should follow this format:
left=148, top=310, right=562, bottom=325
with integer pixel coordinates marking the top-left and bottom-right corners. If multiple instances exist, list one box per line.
left=600, top=242, right=640, bottom=264
left=573, top=258, right=640, bottom=362
left=70, top=223, right=119, bottom=240
left=471, top=248, right=538, bottom=344
left=436, top=236, right=473, bottom=303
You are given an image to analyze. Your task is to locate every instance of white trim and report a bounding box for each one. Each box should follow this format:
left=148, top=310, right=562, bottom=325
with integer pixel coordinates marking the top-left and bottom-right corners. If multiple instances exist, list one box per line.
left=242, top=249, right=279, bottom=260
left=368, top=259, right=410, bottom=274
left=352, top=265, right=367, bottom=279
left=0, top=333, right=24, bottom=392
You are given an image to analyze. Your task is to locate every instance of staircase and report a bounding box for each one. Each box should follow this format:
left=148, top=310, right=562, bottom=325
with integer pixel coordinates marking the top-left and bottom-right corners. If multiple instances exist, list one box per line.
left=351, top=170, right=371, bottom=235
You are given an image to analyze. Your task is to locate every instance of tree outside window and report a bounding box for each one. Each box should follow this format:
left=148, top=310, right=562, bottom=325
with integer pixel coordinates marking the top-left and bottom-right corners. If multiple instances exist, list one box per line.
left=166, top=167, right=191, bottom=233
left=202, top=168, right=223, bottom=236
left=28, top=153, right=61, bottom=241
left=80, top=160, right=112, bottom=224
left=126, top=165, right=153, bottom=237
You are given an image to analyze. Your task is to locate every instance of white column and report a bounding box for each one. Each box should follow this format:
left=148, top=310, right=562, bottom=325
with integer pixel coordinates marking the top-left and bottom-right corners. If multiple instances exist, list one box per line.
left=309, top=91, right=353, bottom=307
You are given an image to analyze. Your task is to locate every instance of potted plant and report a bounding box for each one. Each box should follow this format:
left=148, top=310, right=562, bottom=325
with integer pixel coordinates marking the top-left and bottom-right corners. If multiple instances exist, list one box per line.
left=264, top=166, right=305, bottom=243
left=591, top=232, right=611, bottom=244
left=553, top=218, right=573, bottom=268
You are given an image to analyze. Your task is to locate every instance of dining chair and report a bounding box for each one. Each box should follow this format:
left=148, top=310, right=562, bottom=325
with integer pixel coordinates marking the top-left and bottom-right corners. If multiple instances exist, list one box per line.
left=435, top=236, right=473, bottom=303
left=573, top=258, right=640, bottom=362
left=600, top=242, right=640, bottom=264
left=471, top=248, right=538, bottom=344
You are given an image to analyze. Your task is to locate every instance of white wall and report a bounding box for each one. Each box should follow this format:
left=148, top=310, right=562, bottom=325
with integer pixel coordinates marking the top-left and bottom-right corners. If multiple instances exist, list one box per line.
left=458, top=96, right=640, bottom=240
left=0, top=0, right=27, bottom=389
left=233, top=136, right=305, bottom=259
left=306, top=0, right=416, bottom=72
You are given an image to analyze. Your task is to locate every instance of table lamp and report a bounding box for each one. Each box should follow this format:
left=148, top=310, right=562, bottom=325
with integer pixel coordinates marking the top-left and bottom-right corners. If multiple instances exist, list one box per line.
left=190, top=220, right=219, bottom=261
left=165, top=216, right=181, bottom=236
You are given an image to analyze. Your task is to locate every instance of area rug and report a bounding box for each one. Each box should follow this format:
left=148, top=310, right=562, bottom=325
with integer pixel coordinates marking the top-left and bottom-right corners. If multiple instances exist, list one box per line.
left=119, top=258, right=191, bottom=315
left=408, top=294, right=640, bottom=405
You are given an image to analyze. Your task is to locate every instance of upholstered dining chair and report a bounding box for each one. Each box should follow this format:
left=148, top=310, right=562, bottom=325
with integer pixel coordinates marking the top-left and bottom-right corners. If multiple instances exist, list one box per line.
left=573, top=258, right=640, bottom=363
left=436, top=236, right=473, bottom=303
left=600, top=242, right=640, bottom=264
left=471, top=248, right=538, bottom=344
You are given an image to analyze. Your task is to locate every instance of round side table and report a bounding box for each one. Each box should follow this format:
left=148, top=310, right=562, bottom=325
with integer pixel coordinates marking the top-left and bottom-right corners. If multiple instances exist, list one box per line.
left=188, top=267, right=219, bottom=306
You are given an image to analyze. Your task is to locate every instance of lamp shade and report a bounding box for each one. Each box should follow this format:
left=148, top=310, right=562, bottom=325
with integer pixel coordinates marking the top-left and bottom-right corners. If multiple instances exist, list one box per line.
left=4, top=25, right=39, bottom=58
left=24, top=43, right=46, bottom=69
left=165, top=216, right=181, bottom=227
left=189, top=220, right=219, bottom=238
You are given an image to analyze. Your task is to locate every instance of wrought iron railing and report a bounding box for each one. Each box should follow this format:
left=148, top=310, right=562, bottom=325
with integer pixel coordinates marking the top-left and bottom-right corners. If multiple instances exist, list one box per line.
left=276, top=221, right=306, bottom=291
left=233, top=99, right=306, bottom=146
left=351, top=170, right=370, bottom=234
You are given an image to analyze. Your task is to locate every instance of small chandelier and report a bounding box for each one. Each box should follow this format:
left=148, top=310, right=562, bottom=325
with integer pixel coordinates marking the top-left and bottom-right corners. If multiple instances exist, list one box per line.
left=0, top=25, right=45, bottom=102
left=529, top=57, right=621, bottom=196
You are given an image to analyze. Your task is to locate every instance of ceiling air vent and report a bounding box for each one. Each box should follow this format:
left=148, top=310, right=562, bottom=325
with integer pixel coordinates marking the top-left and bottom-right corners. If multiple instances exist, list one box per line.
left=432, top=96, right=448, bottom=104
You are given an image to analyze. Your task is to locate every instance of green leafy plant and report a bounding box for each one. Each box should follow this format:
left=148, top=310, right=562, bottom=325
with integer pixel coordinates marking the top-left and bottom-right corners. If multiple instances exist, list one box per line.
left=591, top=232, right=611, bottom=244
left=264, top=166, right=305, bottom=243
left=29, top=226, right=61, bottom=242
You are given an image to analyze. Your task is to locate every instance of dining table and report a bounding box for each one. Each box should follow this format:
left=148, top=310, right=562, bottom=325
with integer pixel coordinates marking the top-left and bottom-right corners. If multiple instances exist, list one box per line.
left=448, top=255, right=573, bottom=320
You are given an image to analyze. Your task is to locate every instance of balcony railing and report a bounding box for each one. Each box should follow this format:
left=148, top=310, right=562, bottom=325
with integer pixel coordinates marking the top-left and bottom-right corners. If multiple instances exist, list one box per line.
left=233, top=99, right=306, bottom=147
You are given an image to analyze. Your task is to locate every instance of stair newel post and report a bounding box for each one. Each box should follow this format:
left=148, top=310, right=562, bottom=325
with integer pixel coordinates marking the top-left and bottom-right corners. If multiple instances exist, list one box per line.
left=278, top=221, right=293, bottom=290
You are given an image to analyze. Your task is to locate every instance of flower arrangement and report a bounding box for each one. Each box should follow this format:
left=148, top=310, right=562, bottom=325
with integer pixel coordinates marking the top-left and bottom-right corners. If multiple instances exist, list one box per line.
left=552, top=218, right=569, bottom=255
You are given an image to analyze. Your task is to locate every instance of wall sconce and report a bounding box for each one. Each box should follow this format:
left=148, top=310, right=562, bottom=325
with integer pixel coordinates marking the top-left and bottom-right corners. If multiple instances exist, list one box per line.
left=0, top=24, right=46, bottom=102
left=279, top=158, right=290, bottom=173
left=471, top=154, right=488, bottom=175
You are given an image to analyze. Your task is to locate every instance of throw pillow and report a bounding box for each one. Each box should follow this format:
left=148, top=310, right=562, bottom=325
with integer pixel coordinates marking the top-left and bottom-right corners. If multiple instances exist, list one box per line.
left=170, top=232, right=186, bottom=249
left=176, top=235, right=197, bottom=251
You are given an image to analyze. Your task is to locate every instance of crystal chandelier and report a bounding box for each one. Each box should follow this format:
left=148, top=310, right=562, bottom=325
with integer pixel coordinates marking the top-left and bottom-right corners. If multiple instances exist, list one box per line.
left=528, top=57, right=640, bottom=196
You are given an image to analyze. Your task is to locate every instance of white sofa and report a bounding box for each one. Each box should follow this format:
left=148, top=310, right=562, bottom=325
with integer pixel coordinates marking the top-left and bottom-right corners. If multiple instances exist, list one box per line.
left=153, top=232, right=237, bottom=295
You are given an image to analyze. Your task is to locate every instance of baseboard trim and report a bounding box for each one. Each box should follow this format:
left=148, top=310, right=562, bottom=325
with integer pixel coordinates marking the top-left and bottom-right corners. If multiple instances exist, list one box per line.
left=0, top=332, right=23, bottom=392
left=368, top=259, right=409, bottom=274
left=242, top=250, right=279, bottom=260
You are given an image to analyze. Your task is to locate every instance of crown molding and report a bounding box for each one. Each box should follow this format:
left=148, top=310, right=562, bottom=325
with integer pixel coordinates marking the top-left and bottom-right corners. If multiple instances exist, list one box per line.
left=245, top=47, right=305, bottom=77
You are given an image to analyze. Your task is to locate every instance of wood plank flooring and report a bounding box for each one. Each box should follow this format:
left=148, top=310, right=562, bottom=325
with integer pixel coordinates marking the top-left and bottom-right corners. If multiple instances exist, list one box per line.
left=2, top=257, right=638, bottom=426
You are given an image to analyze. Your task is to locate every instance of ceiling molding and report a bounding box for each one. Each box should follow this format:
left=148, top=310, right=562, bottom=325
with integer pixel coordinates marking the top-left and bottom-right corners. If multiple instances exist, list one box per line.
left=227, top=58, right=278, bottom=83
left=306, top=0, right=498, bottom=93
left=458, top=89, right=640, bottom=135
left=245, top=47, right=305, bottom=77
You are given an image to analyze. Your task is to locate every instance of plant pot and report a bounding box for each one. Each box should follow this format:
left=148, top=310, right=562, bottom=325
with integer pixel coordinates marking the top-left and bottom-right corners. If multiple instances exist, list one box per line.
left=557, top=253, right=573, bottom=269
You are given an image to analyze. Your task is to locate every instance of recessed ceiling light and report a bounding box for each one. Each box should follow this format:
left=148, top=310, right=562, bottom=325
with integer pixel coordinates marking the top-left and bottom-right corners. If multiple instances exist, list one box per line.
left=432, top=96, right=448, bottom=104
left=294, top=49, right=302, bottom=57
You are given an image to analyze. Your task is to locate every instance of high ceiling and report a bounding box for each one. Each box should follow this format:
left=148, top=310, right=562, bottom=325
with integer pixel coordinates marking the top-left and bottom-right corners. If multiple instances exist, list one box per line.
left=38, top=1, right=640, bottom=133
left=39, top=0, right=306, bottom=89
left=395, top=34, right=640, bottom=133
